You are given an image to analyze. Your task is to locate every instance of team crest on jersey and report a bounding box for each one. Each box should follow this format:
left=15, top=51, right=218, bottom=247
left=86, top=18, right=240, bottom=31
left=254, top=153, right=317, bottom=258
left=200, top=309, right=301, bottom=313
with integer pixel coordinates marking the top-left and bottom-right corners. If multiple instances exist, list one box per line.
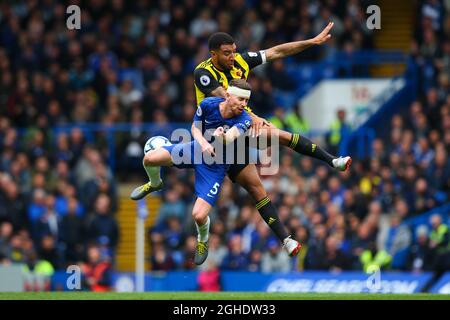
left=200, top=75, right=210, bottom=86
left=196, top=106, right=202, bottom=116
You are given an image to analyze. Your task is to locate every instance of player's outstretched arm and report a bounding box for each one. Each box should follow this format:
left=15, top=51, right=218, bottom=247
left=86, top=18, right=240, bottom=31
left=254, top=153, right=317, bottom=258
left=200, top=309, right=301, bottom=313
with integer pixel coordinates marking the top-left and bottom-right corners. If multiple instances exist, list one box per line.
left=264, top=22, right=334, bottom=61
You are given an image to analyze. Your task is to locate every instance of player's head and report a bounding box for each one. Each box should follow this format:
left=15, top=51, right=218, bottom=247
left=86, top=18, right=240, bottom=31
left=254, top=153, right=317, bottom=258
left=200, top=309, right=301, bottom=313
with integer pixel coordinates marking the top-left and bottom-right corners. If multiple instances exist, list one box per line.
left=208, top=32, right=236, bottom=71
left=225, top=79, right=251, bottom=115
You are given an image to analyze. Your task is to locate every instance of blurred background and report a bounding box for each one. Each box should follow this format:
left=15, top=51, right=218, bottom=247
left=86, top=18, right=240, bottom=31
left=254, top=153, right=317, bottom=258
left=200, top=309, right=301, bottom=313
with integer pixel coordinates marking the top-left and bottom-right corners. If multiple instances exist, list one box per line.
left=0, top=0, right=449, bottom=293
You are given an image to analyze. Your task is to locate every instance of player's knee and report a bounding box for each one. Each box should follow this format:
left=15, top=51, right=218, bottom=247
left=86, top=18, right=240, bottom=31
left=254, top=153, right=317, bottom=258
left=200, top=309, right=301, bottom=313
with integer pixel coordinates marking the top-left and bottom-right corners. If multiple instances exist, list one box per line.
left=143, top=151, right=157, bottom=166
left=192, top=208, right=207, bottom=223
left=143, top=153, right=152, bottom=166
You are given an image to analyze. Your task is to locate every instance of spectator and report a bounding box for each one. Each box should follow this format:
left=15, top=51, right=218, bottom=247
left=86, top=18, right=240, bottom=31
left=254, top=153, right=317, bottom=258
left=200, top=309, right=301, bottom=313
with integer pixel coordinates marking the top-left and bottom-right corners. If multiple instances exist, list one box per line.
left=33, top=194, right=61, bottom=243
left=406, top=225, right=433, bottom=272
left=248, top=249, right=263, bottom=272
left=86, top=194, right=119, bottom=260
left=267, top=60, right=296, bottom=91
left=261, top=238, right=291, bottom=273
left=379, top=214, right=412, bottom=270
left=360, top=241, right=392, bottom=273
left=60, top=197, right=85, bottom=266
left=189, top=9, right=218, bottom=39
left=198, top=234, right=227, bottom=272
left=429, top=214, right=450, bottom=276
left=150, top=242, right=176, bottom=271
left=156, top=189, right=187, bottom=224
left=0, top=178, right=27, bottom=229
left=268, top=107, right=286, bottom=130
left=325, top=235, right=353, bottom=271
left=22, top=250, right=54, bottom=291
left=327, top=108, right=352, bottom=155
left=38, top=235, right=63, bottom=271
left=79, top=245, right=113, bottom=292
left=284, top=105, right=310, bottom=135
left=305, top=224, right=327, bottom=269
left=197, top=261, right=221, bottom=292
left=221, top=235, right=249, bottom=270
left=0, top=221, right=13, bottom=260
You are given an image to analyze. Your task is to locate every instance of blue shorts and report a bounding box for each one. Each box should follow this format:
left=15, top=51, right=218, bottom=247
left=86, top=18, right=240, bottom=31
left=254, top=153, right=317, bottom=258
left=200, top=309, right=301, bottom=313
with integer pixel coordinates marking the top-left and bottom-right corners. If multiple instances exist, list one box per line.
left=163, top=141, right=228, bottom=206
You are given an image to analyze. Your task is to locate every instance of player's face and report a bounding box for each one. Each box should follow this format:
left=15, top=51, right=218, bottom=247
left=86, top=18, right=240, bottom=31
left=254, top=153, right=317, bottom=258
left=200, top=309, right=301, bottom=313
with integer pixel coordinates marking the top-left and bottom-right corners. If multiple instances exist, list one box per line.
left=214, top=43, right=236, bottom=70
left=229, top=95, right=248, bottom=115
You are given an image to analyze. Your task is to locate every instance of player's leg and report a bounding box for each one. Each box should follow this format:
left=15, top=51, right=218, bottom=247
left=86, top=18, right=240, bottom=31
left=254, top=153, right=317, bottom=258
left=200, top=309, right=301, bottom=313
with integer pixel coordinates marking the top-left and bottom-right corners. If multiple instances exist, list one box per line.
left=191, top=197, right=212, bottom=265
left=130, top=146, right=174, bottom=200
left=231, top=164, right=302, bottom=257
left=144, top=147, right=174, bottom=181
left=192, top=164, right=227, bottom=265
left=260, top=127, right=352, bottom=171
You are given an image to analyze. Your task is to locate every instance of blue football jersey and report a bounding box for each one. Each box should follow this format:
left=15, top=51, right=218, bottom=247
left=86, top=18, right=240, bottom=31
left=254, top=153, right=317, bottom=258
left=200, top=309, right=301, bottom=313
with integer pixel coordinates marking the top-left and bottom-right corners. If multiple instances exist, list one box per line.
left=162, top=97, right=252, bottom=207
left=193, top=97, right=252, bottom=138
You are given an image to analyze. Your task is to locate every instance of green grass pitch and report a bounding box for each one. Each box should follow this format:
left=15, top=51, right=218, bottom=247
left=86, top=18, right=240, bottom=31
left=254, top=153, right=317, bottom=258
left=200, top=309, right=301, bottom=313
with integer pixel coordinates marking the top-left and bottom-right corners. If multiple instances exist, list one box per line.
left=0, top=292, right=448, bottom=300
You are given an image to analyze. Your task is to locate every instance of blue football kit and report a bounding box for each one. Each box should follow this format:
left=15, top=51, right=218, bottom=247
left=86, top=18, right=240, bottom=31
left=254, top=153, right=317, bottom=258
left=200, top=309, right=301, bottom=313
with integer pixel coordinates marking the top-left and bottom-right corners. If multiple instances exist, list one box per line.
left=163, top=97, right=252, bottom=206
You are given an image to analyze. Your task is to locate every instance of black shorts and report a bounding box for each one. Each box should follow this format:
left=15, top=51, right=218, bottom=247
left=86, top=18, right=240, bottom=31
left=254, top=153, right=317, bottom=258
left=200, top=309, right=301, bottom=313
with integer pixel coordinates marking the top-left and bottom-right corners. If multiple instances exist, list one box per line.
left=226, top=136, right=255, bottom=182
left=227, top=162, right=249, bottom=182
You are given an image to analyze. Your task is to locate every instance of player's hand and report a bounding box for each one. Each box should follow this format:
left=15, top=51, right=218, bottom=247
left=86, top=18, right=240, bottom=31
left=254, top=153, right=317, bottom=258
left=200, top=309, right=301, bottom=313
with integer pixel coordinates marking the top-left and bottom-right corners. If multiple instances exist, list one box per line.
left=201, top=142, right=216, bottom=157
left=249, top=116, right=270, bottom=138
left=213, top=126, right=225, bottom=137
left=312, top=21, right=334, bottom=45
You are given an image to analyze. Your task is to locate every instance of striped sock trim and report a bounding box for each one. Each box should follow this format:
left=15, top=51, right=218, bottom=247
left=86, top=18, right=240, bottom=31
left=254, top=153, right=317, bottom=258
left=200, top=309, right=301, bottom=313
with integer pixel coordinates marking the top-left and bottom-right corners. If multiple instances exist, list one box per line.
left=289, top=133, right=300, bottom=148
left=255, top=197, right=270, bottom=210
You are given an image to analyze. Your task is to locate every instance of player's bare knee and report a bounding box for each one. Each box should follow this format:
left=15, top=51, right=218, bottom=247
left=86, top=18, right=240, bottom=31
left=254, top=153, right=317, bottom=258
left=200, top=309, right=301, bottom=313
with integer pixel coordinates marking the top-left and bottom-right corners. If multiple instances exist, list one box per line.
left=192, top=208, right=207, bottom=223
left=143, top=151, right=156, bottom=166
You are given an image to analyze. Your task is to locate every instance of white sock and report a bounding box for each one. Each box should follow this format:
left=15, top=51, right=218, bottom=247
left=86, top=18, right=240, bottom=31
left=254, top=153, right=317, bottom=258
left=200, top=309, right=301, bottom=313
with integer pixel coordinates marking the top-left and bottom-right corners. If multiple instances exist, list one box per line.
left=195, top=216, right=210, bottom=242
left=143, top=163, right=162, bottom=187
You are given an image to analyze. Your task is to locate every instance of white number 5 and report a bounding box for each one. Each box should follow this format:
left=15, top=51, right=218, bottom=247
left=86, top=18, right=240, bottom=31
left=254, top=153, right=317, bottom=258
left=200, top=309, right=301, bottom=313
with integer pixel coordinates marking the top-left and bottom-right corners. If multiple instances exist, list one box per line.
left=207, top=182, right=220, bottom=197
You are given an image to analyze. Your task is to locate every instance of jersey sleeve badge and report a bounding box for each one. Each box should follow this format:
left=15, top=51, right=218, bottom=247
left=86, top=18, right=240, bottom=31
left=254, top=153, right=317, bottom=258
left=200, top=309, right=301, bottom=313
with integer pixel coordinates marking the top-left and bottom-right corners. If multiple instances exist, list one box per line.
left=200, top=75, right=210, bottom=86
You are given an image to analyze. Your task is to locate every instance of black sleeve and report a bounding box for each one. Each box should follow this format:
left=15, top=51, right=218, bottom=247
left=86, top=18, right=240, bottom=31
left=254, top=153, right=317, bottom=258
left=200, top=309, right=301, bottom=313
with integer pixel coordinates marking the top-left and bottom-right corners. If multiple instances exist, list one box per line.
left=194, top=68, right=220, bottom=94
left=240, top=51, right=266, bottom=69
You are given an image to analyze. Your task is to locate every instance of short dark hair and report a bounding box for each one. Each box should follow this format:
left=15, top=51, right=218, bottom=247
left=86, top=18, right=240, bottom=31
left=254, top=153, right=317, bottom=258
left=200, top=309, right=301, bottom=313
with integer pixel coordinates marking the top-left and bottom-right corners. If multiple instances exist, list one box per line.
left=229, top=79, right=251, bottom=91
left=208, top=32, right=235, bottom=50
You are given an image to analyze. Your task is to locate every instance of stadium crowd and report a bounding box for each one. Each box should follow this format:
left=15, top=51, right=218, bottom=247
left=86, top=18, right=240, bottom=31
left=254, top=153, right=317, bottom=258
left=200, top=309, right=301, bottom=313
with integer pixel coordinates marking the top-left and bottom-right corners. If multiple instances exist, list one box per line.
left=0, top=0, right=449, bottom=289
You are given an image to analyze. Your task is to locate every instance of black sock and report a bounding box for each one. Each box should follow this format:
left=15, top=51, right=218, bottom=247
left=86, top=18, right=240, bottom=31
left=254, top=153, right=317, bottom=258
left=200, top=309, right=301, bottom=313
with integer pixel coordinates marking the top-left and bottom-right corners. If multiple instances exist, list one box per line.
left=256, top=197, right=289, bottom=242
left=289, top=133, right=335, bottom=167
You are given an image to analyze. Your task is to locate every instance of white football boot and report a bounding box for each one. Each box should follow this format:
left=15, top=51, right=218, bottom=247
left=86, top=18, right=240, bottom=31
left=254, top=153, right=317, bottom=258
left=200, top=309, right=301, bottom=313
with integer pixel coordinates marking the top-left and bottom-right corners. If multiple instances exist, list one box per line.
left=332, top=156, right=352, bottom=171
left=283, top=236, right=302, bottom=257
